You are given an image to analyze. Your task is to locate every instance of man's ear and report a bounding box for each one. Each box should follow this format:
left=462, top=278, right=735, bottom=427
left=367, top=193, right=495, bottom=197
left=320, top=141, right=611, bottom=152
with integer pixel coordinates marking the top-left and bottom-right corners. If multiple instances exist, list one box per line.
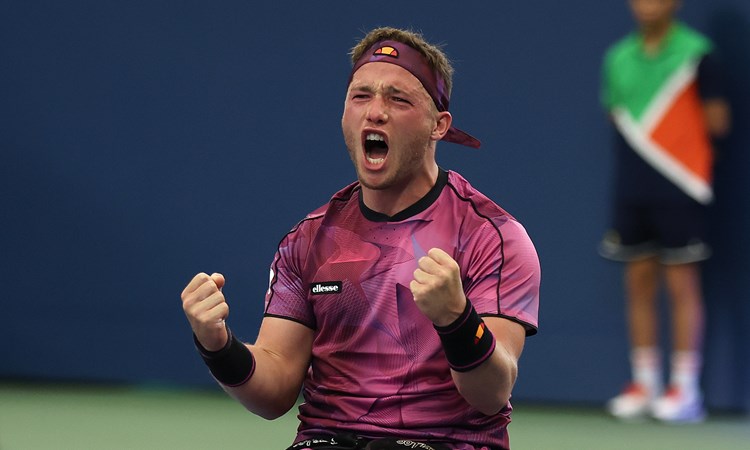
left=432, top=111, right=453, bottom=141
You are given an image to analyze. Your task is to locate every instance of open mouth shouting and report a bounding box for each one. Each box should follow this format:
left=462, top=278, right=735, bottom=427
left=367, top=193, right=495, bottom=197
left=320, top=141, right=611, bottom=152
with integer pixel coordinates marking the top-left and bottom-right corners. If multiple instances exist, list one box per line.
left=363, top=131, right=388, bottom=166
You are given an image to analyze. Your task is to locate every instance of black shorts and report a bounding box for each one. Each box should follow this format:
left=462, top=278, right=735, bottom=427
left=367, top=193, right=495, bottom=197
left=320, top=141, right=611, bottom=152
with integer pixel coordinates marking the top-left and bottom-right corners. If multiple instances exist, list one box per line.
left=285, top=434, right=451, bottom=450
left=598, top=201, right=711, bottom=265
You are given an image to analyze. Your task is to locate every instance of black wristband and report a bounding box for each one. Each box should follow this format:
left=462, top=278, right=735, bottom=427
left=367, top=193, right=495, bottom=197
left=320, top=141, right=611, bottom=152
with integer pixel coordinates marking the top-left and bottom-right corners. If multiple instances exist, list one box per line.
left=434, top=299, right=496, bottom=372
left=193, top=326, right=256, bottom=386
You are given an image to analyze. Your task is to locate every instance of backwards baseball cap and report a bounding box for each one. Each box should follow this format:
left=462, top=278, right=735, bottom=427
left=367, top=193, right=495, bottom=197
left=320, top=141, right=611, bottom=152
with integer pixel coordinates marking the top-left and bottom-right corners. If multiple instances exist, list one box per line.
left=348, top=40, right=481, bottom=149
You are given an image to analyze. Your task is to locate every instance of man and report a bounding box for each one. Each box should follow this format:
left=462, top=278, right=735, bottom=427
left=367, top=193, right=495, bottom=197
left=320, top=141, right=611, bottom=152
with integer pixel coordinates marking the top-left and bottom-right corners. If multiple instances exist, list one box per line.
left=600, top=0, right=730, bottom=423
left=182, top=27, right=540, bottom=450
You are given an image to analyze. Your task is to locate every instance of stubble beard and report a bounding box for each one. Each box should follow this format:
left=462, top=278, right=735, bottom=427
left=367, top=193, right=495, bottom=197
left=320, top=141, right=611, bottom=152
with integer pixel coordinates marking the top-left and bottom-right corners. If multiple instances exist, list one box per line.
left=345, top=134, right=428, bottom=192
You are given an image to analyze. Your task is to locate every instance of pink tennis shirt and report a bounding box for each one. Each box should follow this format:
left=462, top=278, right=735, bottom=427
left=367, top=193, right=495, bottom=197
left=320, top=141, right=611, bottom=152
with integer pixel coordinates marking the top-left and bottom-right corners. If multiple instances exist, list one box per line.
left=264, top=169, right=541, bottom=450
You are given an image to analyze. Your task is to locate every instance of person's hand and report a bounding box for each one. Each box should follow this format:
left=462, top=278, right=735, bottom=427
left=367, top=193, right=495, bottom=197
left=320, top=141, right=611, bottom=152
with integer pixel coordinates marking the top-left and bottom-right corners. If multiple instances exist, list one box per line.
left=410, top=248, right=467, bottom=326
left=181, top=272, right=230, bottom=351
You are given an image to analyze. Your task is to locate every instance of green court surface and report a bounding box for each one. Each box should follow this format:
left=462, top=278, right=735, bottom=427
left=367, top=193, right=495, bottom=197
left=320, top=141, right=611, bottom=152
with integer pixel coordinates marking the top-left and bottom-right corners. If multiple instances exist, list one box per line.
left=1, top=382, right=748, bottom=450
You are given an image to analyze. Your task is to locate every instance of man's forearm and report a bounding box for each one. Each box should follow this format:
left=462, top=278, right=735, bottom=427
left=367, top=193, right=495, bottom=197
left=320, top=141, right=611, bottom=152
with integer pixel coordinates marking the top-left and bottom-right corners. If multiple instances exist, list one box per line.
left=452, top=348, right=518, bottom=415
left=221, top=344, right=304, bottom=420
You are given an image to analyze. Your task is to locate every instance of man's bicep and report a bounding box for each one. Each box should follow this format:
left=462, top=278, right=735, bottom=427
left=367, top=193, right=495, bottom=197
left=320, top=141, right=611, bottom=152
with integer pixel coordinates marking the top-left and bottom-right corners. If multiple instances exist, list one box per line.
left=252, top=316, right=314, bottom=379
left=485, top=316, right=526, bottom=361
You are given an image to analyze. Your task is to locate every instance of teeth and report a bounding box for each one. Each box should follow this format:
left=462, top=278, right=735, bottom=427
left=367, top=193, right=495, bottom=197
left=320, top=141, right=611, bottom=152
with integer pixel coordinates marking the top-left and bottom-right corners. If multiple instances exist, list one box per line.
left=364, top=132, right=386, bottom=164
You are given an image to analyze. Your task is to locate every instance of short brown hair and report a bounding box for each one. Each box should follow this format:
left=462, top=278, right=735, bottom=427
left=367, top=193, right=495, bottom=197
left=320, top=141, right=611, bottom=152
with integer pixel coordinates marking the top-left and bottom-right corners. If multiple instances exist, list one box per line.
left=349, top=27, right=454, bottom=98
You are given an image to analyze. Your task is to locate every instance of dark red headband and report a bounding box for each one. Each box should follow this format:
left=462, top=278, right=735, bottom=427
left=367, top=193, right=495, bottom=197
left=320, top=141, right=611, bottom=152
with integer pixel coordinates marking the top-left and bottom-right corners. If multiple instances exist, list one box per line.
left=348, top=40, right=481, bottom=149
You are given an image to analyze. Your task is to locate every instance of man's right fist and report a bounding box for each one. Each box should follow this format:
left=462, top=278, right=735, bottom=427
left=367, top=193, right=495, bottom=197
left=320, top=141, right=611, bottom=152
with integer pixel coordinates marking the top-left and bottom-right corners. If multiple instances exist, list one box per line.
left=181, top=272, right=230, bottom=351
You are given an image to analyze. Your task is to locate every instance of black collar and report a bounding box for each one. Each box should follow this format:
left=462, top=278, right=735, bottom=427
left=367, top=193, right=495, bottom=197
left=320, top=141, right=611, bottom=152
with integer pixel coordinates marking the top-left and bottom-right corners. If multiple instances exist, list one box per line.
left=359, top=169, right=448, bottom=222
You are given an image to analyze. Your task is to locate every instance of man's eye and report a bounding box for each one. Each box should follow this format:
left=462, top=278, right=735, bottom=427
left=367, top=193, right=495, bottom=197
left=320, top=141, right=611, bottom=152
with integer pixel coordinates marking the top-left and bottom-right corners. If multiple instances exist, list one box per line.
left=393, top=97, right=410, bottom=104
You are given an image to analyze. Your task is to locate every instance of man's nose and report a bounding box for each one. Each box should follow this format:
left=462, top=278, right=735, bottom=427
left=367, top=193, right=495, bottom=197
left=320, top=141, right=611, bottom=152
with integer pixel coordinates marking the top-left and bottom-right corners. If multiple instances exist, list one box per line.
left=366, top=97, right=388, bottom=124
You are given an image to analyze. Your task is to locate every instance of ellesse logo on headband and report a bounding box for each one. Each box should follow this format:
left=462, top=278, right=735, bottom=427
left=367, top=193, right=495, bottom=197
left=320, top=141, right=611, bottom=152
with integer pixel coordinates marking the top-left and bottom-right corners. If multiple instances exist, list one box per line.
left=310, top=281, right=343, bottom=295
left=373, top=46, right=399, bottom=58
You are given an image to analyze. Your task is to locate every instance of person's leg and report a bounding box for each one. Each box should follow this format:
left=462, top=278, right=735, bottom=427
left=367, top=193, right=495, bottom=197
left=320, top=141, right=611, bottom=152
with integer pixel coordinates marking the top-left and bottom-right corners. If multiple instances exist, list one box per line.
left=651, top=262, right=706, bottom=422
left=606, top=257, right=664, bottom=419
left=601, top=202, right=664, bottom=419
left=625, top=257, right=663, bottom=393
left=625, top=257, right=661, bottom=351
left=650, top=200, right=710, bottom=423
left=663, top=262, right=704, bottom=353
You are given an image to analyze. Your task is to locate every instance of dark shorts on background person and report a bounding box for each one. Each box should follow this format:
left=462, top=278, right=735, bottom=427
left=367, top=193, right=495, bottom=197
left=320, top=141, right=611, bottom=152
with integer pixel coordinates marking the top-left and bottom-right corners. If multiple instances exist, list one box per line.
left=598, top=200, right=711, bottom=265
left=285, top=434, right=452, bottom=450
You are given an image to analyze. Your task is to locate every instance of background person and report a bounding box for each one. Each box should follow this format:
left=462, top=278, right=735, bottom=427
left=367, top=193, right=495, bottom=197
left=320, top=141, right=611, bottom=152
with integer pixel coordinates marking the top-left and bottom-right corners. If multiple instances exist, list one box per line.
left=600, top=0, right=731, bottom=423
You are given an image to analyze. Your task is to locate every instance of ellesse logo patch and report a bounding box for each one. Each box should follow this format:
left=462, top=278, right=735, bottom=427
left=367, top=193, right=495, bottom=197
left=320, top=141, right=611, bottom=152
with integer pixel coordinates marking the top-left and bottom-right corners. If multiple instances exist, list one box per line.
left=310, top=281, right=343, bottom=295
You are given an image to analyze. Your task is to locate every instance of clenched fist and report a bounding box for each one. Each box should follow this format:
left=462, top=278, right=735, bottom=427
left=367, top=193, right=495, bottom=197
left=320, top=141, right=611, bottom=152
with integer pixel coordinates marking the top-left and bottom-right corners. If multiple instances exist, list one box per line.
left=410, top=248, right=467, bottom=326
left=181, top=272, right=230, bottom=351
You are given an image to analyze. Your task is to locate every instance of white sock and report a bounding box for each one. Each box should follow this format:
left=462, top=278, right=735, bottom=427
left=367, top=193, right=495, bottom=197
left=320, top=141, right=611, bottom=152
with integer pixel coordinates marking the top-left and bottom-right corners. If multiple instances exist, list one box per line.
left=670, top=351, right=702, bottom=398
left=631, top=347, right=662, bottom=395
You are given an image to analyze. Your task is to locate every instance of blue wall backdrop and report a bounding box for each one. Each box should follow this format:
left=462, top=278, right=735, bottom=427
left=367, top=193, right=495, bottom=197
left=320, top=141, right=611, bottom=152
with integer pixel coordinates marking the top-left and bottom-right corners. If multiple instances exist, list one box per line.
left=2, top=1, right=749, bottom=411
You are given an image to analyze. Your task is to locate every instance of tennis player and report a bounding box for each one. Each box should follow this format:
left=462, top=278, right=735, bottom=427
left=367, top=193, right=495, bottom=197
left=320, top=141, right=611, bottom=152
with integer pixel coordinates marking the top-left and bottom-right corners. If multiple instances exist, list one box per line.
left=182, top=26, right=541, bottom=450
